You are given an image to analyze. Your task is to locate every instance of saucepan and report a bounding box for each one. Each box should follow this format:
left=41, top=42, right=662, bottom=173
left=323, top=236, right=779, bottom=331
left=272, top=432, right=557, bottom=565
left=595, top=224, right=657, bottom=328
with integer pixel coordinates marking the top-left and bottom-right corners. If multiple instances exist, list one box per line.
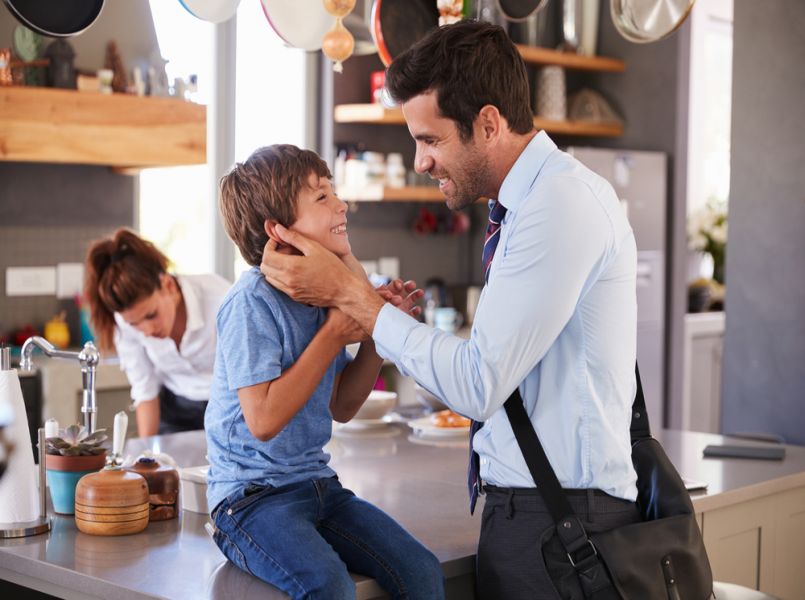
left=371, top=0, right=439, bottom=67
left=3, top=0, right=104, bottom=37
left=179, top=0, right=241, bottom=23
left=261, top=0, right=334, bottom=51
left=610, top=0, right=696, bottom=43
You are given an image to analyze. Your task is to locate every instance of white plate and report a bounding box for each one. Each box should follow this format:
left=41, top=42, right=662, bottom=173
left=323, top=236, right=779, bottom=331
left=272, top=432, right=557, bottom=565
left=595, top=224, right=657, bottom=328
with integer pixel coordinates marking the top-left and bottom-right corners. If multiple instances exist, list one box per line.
left=338, top=417, right=389, bottom=432
left=180, top=0, right=241, bottom=24
left=408, top=416, right=470, bottom=438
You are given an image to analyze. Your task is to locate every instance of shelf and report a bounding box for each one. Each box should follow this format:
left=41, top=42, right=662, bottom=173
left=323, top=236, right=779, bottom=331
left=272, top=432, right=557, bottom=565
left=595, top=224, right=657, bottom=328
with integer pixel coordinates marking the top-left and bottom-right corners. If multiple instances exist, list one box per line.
left=335, top=104, right=623, bottom=137
left=338, top=185, right=443, bottom=202
left=0, top=86, right=206, bottom=169
left=514, top=45, right=625, bottom=72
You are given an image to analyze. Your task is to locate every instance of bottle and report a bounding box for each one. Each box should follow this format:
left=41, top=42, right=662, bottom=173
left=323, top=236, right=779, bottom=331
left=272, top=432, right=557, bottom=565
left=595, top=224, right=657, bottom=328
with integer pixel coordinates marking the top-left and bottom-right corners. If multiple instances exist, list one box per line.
left=386, top=153, right=406, bottom=188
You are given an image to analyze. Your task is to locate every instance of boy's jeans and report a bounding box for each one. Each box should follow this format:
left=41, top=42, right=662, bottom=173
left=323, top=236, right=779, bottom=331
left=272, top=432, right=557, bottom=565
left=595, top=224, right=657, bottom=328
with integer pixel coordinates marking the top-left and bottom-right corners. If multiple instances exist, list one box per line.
left=212, top=476, right=445, bottom=600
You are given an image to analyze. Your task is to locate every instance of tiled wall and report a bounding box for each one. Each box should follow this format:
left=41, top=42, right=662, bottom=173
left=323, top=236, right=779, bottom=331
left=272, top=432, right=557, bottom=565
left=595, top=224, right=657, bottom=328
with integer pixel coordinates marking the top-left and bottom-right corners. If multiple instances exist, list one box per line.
left=0, top=162, right=135, bottom=338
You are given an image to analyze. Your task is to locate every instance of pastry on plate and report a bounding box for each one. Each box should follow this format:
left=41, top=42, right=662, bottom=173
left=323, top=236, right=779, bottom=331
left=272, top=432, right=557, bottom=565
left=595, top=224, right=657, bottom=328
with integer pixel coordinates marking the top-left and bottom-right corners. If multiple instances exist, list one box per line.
left=430, top=409, right=470, bottom=428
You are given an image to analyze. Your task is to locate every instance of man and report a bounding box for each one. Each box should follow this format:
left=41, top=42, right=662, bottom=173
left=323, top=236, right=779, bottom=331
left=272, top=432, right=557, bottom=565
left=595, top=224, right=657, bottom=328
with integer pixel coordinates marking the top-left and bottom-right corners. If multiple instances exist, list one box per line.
left=262, top=20, right=641, bottom=600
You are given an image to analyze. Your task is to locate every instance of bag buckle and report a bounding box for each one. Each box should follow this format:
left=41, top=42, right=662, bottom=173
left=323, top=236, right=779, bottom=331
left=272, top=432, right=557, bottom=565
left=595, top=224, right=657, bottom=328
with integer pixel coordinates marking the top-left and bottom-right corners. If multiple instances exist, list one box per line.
left=567, top=539, right=598, bottom=567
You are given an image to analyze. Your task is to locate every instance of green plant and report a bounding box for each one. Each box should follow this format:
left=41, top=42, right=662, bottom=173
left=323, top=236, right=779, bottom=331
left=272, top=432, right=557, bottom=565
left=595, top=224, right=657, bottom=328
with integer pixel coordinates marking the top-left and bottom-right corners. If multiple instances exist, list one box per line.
left=45, top=425, right=107, bottom=457
left=688, top=201, right=728, bottom=283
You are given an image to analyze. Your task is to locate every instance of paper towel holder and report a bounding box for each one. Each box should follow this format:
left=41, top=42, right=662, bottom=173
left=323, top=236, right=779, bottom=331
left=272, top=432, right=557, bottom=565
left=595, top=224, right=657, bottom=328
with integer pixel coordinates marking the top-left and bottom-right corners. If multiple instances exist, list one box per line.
left=0, top=346, right=51, bottom=537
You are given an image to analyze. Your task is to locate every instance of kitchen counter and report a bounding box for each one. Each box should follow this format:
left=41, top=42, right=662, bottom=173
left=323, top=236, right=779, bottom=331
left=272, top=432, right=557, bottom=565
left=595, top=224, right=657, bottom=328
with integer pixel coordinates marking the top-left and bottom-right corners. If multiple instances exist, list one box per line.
left=2, top=428, right=805, bottom=599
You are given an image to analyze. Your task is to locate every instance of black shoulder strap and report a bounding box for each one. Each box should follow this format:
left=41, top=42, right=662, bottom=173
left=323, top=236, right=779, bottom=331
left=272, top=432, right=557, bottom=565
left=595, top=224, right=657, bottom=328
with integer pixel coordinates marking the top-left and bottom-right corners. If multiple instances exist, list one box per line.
left=503, top=362, right=647, bottom=598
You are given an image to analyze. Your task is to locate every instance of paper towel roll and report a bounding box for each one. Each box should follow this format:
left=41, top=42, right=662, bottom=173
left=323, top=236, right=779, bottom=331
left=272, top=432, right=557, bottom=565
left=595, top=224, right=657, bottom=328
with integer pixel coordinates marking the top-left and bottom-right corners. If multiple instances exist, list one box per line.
left=0, top=370, right=40, bottom=523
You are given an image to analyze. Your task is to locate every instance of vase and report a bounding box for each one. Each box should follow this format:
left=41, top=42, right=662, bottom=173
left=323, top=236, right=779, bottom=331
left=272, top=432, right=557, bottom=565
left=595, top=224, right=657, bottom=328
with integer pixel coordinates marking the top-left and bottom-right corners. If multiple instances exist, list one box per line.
left=46, top=452, right=107, bottom=514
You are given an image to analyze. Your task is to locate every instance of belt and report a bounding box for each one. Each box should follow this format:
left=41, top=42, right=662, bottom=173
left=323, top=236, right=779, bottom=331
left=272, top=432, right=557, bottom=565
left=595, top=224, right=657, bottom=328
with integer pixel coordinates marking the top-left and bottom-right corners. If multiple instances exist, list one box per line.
left=483, top=485, right=610, bottom=498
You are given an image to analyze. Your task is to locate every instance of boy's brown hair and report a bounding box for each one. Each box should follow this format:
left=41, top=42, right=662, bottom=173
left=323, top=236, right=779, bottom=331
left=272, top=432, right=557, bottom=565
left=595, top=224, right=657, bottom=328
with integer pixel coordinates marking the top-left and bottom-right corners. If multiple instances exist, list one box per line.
left=219, top=144, right=332, bottom=266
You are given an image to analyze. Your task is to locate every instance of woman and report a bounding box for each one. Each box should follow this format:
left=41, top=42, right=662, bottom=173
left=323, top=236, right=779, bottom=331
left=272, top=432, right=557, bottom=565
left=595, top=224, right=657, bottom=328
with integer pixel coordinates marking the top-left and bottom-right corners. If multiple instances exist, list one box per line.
left=84, top=228, right=230, bottom=437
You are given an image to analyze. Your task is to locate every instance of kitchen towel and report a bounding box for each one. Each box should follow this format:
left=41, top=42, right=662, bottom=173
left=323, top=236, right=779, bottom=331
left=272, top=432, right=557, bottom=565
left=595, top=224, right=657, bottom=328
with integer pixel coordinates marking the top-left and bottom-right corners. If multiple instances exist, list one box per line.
left=0, top=369, right=40, bottom=523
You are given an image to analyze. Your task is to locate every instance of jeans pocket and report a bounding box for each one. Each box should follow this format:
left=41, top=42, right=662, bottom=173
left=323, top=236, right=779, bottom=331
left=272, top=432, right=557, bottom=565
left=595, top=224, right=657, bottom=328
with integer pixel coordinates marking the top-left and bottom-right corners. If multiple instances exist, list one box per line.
left=213, top=527, right=251, bottom=574
left=226, top=483, right=273, bottom=515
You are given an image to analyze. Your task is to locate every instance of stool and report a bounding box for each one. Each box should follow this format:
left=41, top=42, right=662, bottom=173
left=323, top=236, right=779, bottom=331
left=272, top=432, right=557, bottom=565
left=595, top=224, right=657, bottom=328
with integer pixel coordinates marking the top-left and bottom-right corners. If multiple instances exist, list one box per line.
left=713, top=581, right=780, bottom=600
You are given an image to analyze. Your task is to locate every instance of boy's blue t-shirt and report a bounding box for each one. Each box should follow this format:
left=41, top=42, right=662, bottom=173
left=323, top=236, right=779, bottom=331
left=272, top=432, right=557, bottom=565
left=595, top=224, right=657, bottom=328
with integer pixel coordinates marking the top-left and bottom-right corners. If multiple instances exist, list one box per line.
left=205, top=267, right=351, bottom=512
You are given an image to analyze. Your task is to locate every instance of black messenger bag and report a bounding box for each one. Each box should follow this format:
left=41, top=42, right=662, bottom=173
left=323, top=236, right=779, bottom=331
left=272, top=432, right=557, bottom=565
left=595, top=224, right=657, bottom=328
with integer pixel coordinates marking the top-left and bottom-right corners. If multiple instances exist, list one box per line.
left=504, top=364, right=713, bottom=599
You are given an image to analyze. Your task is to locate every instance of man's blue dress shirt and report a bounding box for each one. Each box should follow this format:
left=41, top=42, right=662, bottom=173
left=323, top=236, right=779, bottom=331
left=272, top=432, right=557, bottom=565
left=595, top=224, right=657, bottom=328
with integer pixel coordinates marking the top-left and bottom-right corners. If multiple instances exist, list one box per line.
left=374, top=131, right=638, bottom=501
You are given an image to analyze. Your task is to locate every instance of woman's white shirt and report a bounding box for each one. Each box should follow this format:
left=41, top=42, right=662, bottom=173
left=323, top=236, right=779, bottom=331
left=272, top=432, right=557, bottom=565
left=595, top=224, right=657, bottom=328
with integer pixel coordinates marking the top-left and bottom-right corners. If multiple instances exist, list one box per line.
left=114, top=273, right=231, bottom=405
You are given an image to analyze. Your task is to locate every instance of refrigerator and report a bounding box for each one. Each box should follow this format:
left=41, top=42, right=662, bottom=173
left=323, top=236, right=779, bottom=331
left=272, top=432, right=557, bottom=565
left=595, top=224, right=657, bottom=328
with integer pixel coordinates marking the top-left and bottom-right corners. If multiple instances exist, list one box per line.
left=567, top=147, right=668, bottom=430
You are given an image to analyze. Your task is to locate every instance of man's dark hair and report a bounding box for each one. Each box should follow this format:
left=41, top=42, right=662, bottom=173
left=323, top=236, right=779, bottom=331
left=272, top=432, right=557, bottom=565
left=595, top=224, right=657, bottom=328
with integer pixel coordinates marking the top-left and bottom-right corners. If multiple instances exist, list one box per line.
left=385, top=20, right=533, bottom=142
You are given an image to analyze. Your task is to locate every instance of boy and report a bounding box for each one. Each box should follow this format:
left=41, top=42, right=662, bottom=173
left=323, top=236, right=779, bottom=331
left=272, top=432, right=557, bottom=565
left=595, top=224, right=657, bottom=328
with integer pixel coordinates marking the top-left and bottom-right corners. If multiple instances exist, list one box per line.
left=207, top=144, right=444, bottom=600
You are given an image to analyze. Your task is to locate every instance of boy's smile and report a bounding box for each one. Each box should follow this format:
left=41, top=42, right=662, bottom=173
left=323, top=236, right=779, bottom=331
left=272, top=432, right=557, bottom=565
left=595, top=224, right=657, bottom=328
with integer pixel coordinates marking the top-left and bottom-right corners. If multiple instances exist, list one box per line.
left=290, top=173, right=351, bottom=257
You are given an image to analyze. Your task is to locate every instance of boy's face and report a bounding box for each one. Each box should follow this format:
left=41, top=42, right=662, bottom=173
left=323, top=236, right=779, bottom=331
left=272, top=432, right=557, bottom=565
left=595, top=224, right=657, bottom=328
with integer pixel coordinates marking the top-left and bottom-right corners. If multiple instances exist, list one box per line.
left=290, top=173, right=351, bottom=257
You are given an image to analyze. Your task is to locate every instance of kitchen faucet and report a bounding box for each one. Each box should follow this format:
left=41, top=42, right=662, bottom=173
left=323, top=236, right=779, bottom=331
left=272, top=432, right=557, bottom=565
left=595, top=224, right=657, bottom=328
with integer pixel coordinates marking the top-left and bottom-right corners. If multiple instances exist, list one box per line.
left=20, top=337, right=100, bottom=434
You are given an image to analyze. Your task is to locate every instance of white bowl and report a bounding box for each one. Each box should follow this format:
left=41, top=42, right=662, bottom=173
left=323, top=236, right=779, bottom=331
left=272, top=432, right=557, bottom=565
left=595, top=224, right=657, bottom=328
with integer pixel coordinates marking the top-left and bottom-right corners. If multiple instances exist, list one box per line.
left=353, top=390, right=398, bottom=420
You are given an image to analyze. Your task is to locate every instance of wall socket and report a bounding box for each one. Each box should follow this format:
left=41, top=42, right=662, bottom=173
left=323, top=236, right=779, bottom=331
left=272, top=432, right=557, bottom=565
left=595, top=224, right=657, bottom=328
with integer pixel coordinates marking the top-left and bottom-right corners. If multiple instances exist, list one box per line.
left=6, top=266, right=57, bottom=296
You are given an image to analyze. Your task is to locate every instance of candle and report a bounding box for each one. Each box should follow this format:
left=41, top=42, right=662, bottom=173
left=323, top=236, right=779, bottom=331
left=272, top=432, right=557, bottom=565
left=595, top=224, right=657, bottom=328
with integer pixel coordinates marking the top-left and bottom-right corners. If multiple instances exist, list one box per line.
left=44, top=418, right=59, bottom=439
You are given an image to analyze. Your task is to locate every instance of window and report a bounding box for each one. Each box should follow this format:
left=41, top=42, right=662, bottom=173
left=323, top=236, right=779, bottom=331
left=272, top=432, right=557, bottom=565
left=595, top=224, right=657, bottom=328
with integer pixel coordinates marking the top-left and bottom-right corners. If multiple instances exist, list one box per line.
left=138, top=1, right=214, bottom=274
left=687, top=0, right=734, bottom=216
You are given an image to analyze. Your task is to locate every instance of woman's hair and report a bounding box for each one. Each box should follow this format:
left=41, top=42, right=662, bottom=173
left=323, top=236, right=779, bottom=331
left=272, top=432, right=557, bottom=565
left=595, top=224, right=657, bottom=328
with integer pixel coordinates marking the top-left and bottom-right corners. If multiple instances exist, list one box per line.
left=83, top=228, right=170, bottom=352
left=219, top=144, right=332, bottom=266
left=385, top=20, right=533, bottom=142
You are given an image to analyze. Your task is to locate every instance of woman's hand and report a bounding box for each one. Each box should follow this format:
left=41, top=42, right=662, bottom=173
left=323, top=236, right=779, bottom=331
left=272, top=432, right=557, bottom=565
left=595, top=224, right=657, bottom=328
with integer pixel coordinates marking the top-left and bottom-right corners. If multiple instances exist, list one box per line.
left=325, top=306, right=370, bottom=345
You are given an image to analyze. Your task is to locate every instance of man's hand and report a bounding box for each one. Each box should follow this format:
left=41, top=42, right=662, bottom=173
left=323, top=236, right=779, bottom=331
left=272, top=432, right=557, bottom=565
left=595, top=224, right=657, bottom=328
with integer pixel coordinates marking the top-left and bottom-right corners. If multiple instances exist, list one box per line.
left=261, top=225, right=361, bottom=307
left=377, top=279, right=424, bottom=319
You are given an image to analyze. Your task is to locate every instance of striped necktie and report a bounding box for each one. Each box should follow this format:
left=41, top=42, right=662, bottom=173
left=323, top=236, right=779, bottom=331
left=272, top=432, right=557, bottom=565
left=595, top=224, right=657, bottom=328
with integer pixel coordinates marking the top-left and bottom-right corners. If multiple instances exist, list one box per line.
left=482, top=200, right=507, bottom=283
left=468, top=200, right=508, bottom=514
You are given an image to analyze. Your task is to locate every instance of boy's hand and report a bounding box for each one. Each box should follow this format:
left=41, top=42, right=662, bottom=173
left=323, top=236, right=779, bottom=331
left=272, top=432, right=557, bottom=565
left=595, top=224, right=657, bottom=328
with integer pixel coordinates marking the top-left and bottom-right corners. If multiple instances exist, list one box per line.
left=325, top=307, right=370, bottom=344
left=377, top=279, right=424, bottom=319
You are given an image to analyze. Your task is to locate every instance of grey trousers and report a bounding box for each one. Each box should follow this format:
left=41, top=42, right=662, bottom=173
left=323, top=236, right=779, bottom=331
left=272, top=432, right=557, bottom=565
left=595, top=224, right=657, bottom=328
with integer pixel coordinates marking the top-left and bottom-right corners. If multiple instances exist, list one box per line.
left=477, top=486, right=641, bottom=600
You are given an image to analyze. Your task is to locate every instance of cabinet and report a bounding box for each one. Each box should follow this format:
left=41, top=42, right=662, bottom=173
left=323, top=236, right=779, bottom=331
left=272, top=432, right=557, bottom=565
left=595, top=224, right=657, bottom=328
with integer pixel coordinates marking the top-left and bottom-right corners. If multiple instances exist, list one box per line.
left=0, top=87, right=206, bottom=169
left=700, top=485, right=805, bottom=598
left=681, top=312, right=725, bottom=433
left=327, top=46, right=626, bottom=202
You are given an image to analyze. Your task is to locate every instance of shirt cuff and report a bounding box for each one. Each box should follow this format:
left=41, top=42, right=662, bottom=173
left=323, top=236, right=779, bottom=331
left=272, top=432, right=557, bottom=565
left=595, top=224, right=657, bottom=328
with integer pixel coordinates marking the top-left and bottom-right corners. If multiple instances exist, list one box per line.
left=372, top=303, right=419, bottom=362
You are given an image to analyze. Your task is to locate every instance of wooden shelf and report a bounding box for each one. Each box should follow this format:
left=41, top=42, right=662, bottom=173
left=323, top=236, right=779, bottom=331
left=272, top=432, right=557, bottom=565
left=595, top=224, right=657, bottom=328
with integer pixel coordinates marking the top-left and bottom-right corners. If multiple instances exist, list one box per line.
left=0, top=86, right=206, bottom=169
left=338, top=185, right=443, bottom=202
left=335, top=104, right=623, bottom=137
left=515, top=45, right=625, bottom=72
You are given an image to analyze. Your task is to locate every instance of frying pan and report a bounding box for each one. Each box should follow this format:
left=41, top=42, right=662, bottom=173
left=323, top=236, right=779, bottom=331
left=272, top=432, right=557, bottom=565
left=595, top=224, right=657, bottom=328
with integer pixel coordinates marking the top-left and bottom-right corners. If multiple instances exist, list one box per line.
left=3, top=0, right=104, bottom=37
left=261, top=0, right=335, bottom=52
left=611, top=0, right=695, bottom=43
left=496, top=0, right=548, bottom=22
left=179, top=0, right=241, bottom=24
left=371, top=0, right=439, bottom=67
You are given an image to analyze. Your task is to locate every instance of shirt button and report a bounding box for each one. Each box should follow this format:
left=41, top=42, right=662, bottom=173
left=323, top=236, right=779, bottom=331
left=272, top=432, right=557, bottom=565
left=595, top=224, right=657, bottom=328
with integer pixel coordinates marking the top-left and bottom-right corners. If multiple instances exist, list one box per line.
left=481, top=458, right=488, bottom=465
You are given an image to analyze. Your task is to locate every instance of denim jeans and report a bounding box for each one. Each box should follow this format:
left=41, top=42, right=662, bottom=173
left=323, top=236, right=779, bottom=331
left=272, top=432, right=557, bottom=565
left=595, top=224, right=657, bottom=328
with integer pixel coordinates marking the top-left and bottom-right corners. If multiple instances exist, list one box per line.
left=211, top=476, right=445, bottom=600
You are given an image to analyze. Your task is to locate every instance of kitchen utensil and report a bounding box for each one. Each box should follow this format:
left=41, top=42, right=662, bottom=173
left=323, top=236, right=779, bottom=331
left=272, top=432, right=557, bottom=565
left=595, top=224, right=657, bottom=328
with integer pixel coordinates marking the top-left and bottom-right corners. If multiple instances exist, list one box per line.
left=496, top=0, right=548, bottom=22
left=3, top=0, right=105, bottom=38
left=371, top=0, right=439, bottom=67
left=178, top=0, right=241, bottom=24
left=125, top=457, right=180, bottom=521
left=110, top=410, right=127, bottom=466
left=74, top=468, right=149, bottom=536
left=261, top=0, right=335, bottom=51
left=610, top=0, right=695, bottom=44
left=535, top=66, right=567, bottom=121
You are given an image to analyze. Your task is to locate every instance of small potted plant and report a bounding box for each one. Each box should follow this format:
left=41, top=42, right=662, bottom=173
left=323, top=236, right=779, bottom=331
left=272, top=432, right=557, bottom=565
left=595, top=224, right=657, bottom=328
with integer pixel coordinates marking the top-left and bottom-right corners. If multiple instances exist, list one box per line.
left=45, top=425, right=107, bottom=514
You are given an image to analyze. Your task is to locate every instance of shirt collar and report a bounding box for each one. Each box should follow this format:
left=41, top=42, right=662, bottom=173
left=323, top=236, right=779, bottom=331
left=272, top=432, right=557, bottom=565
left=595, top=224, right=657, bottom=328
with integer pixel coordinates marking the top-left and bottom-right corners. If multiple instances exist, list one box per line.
left=178, top=275, right=204, bottom=333
left=497, top=130, right=557, bottom=212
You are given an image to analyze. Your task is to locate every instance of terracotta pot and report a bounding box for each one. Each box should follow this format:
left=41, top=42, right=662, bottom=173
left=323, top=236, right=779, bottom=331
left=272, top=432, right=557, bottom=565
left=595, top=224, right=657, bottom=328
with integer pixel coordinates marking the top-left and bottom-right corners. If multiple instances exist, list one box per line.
left=45, top=452, right=107, bottom=515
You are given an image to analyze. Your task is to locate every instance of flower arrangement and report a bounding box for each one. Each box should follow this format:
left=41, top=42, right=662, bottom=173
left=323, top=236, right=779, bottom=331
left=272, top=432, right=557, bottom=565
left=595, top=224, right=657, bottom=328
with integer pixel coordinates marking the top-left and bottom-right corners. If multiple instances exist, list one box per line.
left=687, top=202, right=728, bottom=283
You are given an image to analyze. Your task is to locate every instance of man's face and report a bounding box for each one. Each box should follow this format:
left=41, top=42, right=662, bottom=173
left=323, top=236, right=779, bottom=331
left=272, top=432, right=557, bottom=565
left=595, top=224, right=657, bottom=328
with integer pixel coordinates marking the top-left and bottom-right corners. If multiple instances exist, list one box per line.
left=402, top=91, right=492, bottom=211
left=291, top=173, right=351, bottom=257
left=119, top=273, right=177, bottom=338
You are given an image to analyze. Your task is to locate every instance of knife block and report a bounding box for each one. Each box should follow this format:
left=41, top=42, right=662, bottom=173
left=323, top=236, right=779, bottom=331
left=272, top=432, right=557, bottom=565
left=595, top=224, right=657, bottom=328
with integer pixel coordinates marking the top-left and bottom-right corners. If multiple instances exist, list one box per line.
left=74, top=467, right=149, bottom=536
